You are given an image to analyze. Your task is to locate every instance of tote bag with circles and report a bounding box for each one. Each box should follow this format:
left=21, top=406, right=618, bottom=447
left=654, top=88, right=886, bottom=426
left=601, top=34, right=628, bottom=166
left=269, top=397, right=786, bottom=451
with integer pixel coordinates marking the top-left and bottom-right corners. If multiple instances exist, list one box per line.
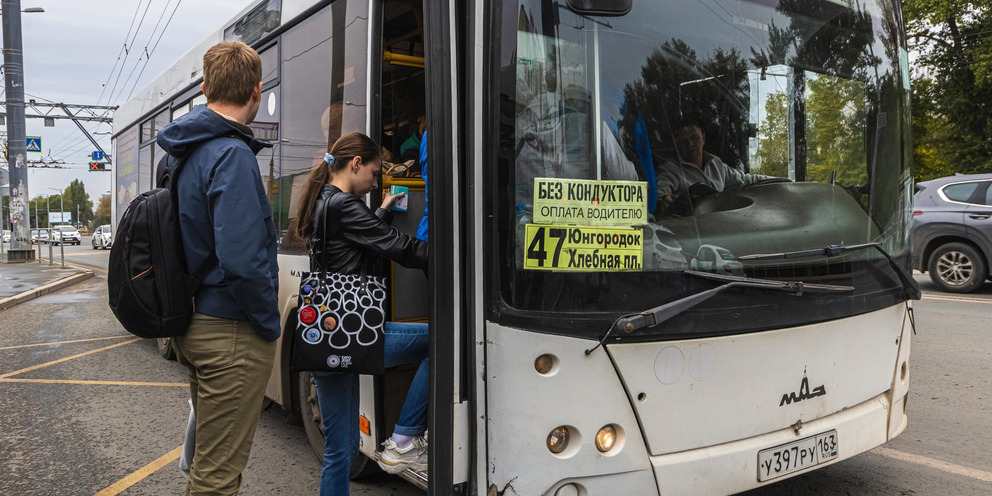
left=292, top=192, right=387, bottom=374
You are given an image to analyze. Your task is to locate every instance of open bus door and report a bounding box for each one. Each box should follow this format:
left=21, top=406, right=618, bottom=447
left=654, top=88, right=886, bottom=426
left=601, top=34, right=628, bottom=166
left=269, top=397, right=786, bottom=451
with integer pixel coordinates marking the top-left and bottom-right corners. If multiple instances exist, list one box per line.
left=424, top=0, right=470, bottom=493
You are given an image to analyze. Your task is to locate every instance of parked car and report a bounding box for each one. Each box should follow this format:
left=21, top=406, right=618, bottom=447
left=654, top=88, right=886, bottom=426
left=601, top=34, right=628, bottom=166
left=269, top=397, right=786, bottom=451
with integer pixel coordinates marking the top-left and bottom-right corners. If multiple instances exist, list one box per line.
left=912, top=173, right=992, bottom=293
left=690, top=244, right=744, bottom=275
left=92, top=224, right=113, bottom=250
left=51, top=225, right=82, bottom=245
left=2, top=230, right=9, bottom=243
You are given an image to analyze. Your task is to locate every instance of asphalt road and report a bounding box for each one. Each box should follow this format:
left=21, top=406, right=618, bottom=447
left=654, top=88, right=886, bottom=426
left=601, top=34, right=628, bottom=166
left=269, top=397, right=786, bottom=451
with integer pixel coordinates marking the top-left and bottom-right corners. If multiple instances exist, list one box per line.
left=742, top=273, right=992, bottom=495
left=34, top=236, right=112, bottom=273
left=1, top=250, right=991, bottom=495
left=0, top=245, right=419, bottom=496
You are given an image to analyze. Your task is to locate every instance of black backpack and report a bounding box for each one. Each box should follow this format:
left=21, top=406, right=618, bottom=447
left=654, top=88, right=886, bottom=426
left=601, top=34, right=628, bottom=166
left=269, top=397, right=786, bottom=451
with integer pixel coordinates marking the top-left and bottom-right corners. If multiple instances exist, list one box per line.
left=108, top=151, right=216, bottom=338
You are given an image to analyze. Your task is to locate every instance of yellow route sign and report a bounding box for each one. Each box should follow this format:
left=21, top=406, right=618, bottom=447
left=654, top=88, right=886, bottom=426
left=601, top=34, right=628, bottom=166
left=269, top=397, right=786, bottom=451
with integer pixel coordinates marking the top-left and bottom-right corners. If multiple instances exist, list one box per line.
left=523, top=224, right=643, bottom=271
left=533, top=177, right=648, bottom=226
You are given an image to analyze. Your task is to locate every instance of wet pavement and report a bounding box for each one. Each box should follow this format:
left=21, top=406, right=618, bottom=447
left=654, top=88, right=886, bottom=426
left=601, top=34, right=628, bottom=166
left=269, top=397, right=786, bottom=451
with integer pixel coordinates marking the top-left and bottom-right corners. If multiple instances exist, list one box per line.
left=0, top=272, right=421, bottom=496
left=0, top=260, right=87, bottom=300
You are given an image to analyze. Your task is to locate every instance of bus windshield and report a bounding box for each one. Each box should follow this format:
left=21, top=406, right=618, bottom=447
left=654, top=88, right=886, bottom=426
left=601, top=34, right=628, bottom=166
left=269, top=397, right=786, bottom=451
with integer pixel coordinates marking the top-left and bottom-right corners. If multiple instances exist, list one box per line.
left=493, top=0, right=913, bottom=339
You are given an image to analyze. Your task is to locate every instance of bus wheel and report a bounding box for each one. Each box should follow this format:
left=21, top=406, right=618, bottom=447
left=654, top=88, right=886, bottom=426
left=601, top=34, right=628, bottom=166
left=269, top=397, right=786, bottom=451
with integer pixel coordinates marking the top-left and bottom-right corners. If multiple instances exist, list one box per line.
left=297, top=371, right=326, bottom=463
left=295, top=372, right=381, bottom=479
left=156, top=337, right=176, bottom=360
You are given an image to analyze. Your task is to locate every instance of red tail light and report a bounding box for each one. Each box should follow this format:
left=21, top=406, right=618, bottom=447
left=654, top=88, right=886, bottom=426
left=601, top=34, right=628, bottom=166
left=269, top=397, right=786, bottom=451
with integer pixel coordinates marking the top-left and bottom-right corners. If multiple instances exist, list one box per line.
left=913, top=210, right=923, bottom=216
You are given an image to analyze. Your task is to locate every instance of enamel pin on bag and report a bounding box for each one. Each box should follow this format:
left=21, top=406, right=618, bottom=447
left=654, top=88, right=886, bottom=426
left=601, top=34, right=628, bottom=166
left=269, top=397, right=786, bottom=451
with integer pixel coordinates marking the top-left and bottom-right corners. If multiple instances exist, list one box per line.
left=292, top=190, right=387, bottom=374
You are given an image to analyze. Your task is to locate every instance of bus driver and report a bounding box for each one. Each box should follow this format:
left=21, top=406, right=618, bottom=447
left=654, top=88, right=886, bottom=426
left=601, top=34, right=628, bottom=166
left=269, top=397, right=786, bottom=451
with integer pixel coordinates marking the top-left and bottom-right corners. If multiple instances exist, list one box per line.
left=656, top=121, right=779, bottom=211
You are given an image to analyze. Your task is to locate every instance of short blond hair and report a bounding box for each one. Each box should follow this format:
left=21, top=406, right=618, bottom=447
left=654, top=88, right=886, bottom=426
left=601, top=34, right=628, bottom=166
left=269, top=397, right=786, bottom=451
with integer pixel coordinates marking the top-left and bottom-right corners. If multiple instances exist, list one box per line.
left=202, top=41, right=261, bottom=106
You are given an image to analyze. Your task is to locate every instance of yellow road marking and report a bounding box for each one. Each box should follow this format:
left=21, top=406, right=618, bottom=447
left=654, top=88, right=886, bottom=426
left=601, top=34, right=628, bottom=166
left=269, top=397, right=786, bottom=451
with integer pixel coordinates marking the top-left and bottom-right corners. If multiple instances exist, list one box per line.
left=873, top=447, right=992, bottom=483
left=0, top=378, right=187, bottom=387
left=93, top=445, right=183, bottom=496
left=0, top=335, right=132, bottom=351
left=0, top=338, right=141, bottom=379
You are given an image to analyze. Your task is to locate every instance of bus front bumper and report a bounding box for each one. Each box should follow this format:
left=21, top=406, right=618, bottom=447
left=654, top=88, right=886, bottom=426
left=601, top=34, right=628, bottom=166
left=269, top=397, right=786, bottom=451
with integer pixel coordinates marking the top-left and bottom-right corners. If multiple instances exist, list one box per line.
left=647, top=392, right=903, bottom=495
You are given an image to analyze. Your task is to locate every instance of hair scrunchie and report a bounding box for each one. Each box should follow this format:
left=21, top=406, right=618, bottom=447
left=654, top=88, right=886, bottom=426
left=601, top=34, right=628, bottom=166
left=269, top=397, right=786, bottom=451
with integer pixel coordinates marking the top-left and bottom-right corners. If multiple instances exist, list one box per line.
left=324, top=153, right=335, bottom=166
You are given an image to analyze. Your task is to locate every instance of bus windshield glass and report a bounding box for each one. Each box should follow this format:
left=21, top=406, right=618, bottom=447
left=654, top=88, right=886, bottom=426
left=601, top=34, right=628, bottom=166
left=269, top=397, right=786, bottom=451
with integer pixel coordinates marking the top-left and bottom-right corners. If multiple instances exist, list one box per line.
left=493, top=0, right=913, bottom=339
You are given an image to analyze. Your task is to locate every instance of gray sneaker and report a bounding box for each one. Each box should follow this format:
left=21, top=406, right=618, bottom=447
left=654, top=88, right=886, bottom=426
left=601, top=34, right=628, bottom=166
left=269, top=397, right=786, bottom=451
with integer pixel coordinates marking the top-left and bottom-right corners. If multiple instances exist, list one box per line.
left=377, top=435, right=428, bottom=474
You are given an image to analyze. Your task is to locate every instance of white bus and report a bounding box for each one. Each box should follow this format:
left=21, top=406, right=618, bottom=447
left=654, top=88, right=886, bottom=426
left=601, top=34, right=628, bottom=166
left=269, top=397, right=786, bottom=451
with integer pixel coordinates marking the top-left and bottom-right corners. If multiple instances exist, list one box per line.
left=113, top=0, right=918, bottom=494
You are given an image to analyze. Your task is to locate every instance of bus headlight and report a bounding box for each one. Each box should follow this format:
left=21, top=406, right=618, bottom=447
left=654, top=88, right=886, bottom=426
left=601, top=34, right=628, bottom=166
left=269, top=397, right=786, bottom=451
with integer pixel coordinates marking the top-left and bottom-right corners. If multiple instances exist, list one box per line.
left=595, top=425, right=617, bottom=452
left=547, top=426, right=570, bottom=454
left=534, top=353, right=558, bottom=375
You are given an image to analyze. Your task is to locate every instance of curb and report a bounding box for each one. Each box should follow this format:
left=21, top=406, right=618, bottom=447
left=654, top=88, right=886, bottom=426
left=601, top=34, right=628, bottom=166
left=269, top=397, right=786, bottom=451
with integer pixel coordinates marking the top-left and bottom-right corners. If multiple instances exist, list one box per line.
left=0, top=269, right=96, bottom=310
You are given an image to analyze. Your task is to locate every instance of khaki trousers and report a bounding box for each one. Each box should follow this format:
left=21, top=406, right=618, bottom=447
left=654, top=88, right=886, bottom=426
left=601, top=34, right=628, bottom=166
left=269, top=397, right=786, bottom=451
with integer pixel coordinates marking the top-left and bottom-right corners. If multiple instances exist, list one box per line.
left=174, top=313, right=277, bottom=496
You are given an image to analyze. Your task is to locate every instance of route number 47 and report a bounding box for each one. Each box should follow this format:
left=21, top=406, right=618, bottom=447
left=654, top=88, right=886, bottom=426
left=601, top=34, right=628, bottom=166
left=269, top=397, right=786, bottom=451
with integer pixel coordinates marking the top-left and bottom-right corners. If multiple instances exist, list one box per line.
left=527, top=227, right=567, bottom=267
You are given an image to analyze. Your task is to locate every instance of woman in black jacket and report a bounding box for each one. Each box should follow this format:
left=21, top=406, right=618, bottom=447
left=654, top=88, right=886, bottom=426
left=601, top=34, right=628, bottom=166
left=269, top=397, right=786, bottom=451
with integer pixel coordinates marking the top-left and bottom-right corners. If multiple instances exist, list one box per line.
left=294, top=132, right=429, bottom=496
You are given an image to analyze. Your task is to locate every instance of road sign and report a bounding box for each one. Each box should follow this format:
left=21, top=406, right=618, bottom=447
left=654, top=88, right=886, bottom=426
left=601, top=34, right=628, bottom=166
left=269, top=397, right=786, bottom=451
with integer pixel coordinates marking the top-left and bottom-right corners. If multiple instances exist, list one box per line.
left=92, top=151, right=104, bottom=160
left=26, top=137, right=42, bottom=153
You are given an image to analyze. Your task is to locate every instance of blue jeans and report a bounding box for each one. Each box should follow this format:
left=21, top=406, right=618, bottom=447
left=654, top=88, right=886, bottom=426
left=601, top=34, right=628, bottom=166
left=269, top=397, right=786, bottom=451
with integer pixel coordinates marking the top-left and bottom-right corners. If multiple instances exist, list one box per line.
left=313, top=321, right=429, bottom=496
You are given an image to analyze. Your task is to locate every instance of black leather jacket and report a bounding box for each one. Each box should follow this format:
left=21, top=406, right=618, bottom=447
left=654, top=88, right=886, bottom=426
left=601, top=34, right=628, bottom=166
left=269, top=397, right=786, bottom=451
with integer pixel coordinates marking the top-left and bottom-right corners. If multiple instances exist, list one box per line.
left=307, top=184, right=427, bottom=275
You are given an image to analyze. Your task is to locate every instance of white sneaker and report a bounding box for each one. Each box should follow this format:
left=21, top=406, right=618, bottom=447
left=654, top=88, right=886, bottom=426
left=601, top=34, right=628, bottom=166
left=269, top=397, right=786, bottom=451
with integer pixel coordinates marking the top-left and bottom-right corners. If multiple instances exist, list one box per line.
left=377, top=434, right=428, bottom=474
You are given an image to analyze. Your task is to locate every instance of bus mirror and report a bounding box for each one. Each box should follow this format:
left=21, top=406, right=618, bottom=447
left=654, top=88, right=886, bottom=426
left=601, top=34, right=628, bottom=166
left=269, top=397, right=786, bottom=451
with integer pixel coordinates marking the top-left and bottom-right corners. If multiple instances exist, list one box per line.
left=566, top=0, right=632, bottom=16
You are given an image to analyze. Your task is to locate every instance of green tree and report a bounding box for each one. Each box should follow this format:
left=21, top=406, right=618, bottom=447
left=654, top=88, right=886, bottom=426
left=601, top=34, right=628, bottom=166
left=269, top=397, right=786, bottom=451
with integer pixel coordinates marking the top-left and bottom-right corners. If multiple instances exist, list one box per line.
left=91, top=194, right=111, bottom=230
left=755, top=91, right=790, bottom=178
left=27, top=196, right=51, bottom=228
left=61, top=179, right=94, bottom=227
left=755, top=77, right=869, bottom=185
left=805, top=75, right=868, bottom=185
left=903, top=0, right=992, bottom=178
left=617, top=40, right=751, bottom=168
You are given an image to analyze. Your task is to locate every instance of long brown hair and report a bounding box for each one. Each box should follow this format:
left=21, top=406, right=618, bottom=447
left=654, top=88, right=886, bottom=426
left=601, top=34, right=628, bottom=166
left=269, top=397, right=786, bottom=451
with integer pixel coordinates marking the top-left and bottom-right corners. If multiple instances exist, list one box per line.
left=294, top=132, right=381, bottom=240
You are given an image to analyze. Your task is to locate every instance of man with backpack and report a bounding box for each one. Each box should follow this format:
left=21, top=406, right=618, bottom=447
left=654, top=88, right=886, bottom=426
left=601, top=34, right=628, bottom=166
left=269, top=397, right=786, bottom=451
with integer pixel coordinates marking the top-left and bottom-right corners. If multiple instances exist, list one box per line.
left=157, top=41, right=279, bottom=496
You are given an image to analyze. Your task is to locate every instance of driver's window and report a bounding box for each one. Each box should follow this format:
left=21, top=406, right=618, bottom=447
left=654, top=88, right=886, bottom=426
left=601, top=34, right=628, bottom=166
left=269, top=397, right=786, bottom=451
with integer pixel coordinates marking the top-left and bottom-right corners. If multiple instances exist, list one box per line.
left=749, top=65, right=791, bottom=179
left=750, top=65, right=867, bottom=186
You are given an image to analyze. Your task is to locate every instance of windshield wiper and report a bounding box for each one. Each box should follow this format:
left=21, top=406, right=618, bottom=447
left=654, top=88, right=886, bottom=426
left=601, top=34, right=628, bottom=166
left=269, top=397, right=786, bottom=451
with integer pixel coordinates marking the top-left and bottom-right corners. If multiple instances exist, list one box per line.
left=737, top=242, right=921, bottom=301
left=612, top=271, right=853, bottom=336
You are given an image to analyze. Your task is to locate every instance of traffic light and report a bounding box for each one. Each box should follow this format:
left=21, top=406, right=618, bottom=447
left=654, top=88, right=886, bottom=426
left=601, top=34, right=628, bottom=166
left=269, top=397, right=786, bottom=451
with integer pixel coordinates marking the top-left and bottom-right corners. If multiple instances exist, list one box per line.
left=89, top=162, right=106, bottom=171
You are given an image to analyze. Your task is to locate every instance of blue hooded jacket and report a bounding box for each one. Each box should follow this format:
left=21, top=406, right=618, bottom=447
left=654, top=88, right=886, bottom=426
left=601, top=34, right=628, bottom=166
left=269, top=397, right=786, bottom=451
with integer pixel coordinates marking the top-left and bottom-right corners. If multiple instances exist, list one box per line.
left=157, top=105, right=280, bottom=340
left=416, top=131, right=429, bottom=242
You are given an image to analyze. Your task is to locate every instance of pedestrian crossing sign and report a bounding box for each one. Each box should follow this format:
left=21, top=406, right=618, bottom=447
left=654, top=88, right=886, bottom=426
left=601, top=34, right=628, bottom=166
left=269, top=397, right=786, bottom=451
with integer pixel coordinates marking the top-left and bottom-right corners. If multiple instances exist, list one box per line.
left=26, top=137, right=42, bottom=153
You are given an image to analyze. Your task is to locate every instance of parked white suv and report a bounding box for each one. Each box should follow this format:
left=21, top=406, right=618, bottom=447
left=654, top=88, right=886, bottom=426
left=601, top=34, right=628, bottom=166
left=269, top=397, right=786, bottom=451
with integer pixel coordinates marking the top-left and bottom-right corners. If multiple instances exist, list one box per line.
left=92, top=224, right=113, bottom=250
left=51, top=225, right=82, bottom=245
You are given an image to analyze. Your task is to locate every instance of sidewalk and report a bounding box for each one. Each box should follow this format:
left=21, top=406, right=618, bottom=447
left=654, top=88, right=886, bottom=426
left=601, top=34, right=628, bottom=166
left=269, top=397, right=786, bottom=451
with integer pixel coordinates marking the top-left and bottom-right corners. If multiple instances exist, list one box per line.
left=0, top=258, right=95, bottom=310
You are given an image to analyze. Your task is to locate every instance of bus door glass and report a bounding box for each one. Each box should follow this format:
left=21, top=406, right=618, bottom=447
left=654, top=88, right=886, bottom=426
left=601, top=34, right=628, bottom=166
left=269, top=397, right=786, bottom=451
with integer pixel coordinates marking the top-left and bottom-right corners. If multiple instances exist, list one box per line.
left=277, top=0, right=370, bottom=254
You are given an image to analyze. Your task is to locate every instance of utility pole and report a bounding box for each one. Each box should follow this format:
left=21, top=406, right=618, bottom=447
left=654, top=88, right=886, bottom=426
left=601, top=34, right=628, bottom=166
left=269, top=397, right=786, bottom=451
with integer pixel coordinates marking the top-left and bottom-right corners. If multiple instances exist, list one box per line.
left=2, top=0, right=36, bottom=261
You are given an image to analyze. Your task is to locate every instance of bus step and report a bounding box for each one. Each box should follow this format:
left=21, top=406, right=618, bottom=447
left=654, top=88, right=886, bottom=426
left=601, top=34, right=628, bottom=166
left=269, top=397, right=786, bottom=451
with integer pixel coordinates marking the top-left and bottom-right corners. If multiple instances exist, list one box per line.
left=398, top=467, right=428, bottom=490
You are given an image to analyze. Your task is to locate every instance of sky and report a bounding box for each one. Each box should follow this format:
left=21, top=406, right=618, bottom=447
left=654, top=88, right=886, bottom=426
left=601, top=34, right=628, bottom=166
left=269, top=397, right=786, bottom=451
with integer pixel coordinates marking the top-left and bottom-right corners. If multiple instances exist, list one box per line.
left=6, top=0, right=253, bottom=214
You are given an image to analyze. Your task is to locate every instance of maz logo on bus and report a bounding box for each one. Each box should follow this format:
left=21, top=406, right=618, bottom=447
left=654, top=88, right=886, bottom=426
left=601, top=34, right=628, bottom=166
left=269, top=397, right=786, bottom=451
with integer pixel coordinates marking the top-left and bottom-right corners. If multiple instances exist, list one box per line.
left=779, top=371, right=827, bottom=406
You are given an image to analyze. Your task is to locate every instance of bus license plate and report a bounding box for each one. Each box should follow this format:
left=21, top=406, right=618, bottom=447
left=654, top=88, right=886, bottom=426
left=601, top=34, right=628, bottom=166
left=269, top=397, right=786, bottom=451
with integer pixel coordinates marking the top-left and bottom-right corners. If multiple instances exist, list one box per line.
left=757, top=430, right=838, bottom=482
